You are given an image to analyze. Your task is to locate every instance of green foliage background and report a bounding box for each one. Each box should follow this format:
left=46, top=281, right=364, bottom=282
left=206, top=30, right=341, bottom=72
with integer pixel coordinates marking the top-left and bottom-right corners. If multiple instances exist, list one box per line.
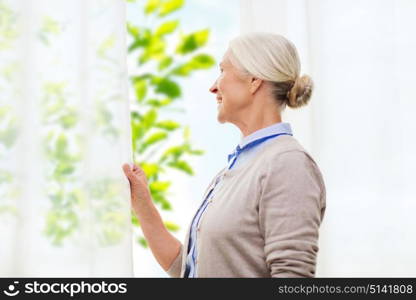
left=126, top=0, right=216, bottom=246
left=0, top=0, right=215, bottom=248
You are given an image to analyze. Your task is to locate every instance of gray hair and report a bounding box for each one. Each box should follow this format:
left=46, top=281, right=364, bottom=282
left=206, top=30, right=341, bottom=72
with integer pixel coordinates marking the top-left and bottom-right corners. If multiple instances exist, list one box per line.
left=227, top=32, right=313, bottom=109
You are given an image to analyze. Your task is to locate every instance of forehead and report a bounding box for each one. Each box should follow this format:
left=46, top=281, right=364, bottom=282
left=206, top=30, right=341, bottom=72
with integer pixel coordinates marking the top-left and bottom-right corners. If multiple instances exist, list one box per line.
left=220, top=50, right=232, bottom=66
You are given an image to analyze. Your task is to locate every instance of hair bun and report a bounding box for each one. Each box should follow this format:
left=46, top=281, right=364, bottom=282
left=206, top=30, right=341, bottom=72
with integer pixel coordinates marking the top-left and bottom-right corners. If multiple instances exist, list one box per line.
left=286, top=75, right=313, bottom=109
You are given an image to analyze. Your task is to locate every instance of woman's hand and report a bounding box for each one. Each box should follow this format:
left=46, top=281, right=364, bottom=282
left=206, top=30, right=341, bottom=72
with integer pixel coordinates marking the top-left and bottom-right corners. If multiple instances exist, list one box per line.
left=122, top=163, right=182, bottom=273
left=122, top=163, right=151, bottom=214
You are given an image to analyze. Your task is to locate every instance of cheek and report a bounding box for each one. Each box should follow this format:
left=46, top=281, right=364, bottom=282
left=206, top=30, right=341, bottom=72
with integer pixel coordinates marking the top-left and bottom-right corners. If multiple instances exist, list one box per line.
left=219, top=75, right=249, bottom=107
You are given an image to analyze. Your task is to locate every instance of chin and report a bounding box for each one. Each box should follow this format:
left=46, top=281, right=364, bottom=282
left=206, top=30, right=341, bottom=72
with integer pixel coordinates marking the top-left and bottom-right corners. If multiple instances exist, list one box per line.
left=217, top=112, right=227, bottom=124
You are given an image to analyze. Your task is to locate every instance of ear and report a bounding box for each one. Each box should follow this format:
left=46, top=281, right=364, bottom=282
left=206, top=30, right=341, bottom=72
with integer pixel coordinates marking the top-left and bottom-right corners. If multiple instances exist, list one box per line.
left=249, top=77, right=263, bottom=94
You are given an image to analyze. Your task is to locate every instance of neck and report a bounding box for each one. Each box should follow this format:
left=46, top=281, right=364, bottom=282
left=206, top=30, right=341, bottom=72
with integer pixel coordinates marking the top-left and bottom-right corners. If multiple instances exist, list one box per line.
left=234, top=101, right=282, bottom=137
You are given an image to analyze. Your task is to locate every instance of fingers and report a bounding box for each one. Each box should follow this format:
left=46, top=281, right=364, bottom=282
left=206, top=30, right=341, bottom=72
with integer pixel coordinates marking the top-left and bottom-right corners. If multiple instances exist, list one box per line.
left=122, top=163, right=133, bottom=179
left=123, top=163, right=144, bottom=178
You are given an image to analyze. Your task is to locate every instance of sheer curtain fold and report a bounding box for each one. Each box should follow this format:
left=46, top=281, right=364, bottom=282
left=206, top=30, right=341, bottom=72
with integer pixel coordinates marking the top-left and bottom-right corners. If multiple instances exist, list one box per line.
left=0, top=0, right=133, bottom=276
left=241, top=0, right=416, bottom=276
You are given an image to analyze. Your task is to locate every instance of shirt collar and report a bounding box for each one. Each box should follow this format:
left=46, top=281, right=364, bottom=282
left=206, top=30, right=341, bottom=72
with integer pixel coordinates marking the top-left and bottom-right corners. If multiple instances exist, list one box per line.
left=238, top=122, right=293, bottom=148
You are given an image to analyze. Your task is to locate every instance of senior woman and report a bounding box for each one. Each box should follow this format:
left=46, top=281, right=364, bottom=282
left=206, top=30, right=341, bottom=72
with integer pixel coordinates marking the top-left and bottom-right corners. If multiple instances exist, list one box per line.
left=122, top=32, right=326, bottom=278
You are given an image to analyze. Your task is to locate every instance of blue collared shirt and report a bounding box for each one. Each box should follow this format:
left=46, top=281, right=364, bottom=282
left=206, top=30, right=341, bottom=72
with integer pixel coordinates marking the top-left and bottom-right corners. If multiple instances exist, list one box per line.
left=183, top=122, right=293, bottom=277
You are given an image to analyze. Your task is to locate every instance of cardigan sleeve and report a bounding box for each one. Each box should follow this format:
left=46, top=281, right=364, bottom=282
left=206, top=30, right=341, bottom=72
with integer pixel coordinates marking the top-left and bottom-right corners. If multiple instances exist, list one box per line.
left=259, top=150, right=326, bottom=278
left=166, top=244, right=183, bottom=277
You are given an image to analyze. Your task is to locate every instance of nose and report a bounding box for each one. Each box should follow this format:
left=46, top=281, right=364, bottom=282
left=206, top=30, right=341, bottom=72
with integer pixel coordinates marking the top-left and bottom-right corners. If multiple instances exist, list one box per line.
left=209, top=80, right=218, bottom=94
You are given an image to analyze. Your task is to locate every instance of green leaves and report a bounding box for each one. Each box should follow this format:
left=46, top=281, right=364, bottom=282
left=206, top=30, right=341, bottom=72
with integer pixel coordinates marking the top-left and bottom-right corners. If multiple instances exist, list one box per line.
left=40, top=80, right=86, bottom=246
left=138, top=128, right=169, bottom=153
left=140, top=162, right=160, bottom=178
left=155, top=120, right=180, bottom=131
left=155, top=20, right=179, bottom=36
left=144, top=0, right=161, bottom=14
left=171, top=53, right=215, bottom=76
left=128, top=28, right=151, bottom=53
left=138, top=237, right=148, bottom=247
left=160, top=142, right=204, bottom=168
left=0, top=170, right=12, bottom=183
left=161, top=145, right=183, bottom=161
left=190, top=54, right=216, bottom=69
left=38, top=16, right=61, bottom=45
left=131, top=121, right=144, bottom=153
left=143, top=0, right=184, bottom=16
left=138, top=37, right=166, bottom=63
left=150, top=181, right=171, bottom=193
left=142, top=109, right=157, bottom=130
left=134, top=79, right=147, bottom=102
left=53, top=163, right=75, bottom=179
left=150, top=181, right=172, bottom=210
left=56, top=134, right=68, bottom=160
left=158, top=56, right=173, bottom=70
left=97, top=35, right=115, bottom=57
left=168, top=160, right=193, bottom=175
left=164, top=221, right=180, bottom=232
left=135, top=75, right=182, bottom=104
left=144, top=131, right=168, bottom=147
left=146, top=98, right=172, bottom=107
left=176, top=29, right=210, bottom=55
left=159, top=0, right=184, bottom=17
left=127, top=0, right=215, bottom=247
left=153, top=77, right=181, bottom=98
left=0, top=124, right=18, bottom=148
left=59, top=110, right=78, bottom=129
left=44, top=210, right=78, bottom=246
left=127, top=23, right=139, bottom=39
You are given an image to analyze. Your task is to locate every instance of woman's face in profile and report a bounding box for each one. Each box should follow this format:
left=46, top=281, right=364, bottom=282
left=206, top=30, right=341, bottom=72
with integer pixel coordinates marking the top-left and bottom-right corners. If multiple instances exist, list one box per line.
left=209, top=50, right=252, bottom=124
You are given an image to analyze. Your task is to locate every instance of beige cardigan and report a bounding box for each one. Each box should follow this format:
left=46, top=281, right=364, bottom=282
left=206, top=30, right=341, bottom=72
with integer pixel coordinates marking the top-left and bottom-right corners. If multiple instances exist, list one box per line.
left=167, top=135, right=326, bottom=278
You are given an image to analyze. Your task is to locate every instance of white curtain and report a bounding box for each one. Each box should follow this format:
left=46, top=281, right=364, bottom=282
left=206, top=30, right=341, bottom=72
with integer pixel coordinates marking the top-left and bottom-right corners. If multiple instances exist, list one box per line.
left=241, top=0, right=416, bottom=276
left=0, top=0, right=133, bottom=276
